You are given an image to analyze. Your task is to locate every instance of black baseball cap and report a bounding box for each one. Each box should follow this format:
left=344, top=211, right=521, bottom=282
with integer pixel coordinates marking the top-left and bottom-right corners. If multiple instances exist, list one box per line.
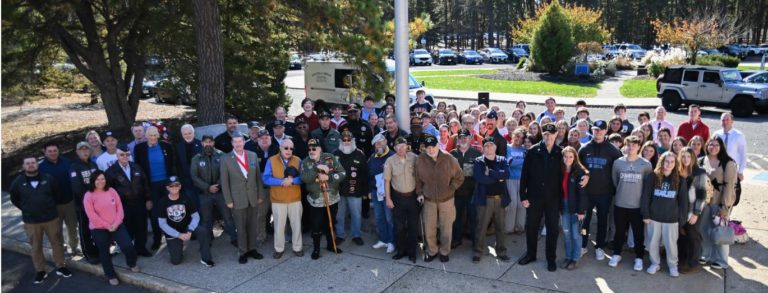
left=272, top=120, right=286, bottom=128
left=394, top=136, right=408, bottom=145
left=248, top=121, right=261, bottom=129
left=423, top=135, right=438, bottom=147
left=116, top=144, right=130, bottom=152
left=308, top=138, right=321, bottom=148
left=457, top=128, right=471, bottom=137
left=482, top=136, right=495, bottom=145
left=318, top=111, right=331, bottom=119
left=201, top=134, right=214, bottom=141
left=542, top=123, right=557, bottom=134
left=592, top=120, right=608, bottom=130
left=102, top=131, right=117, bottom=140
left=166, top=176, right=181, bottom=186
left=486, top=111, right=498, bottom=119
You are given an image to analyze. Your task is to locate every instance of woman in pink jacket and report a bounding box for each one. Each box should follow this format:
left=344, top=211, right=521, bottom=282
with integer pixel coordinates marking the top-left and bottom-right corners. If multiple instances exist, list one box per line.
left=83, top=170, right=140, bottom=286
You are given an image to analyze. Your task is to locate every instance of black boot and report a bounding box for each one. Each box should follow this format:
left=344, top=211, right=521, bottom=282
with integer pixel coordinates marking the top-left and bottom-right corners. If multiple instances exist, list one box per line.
left=311, top=232, right=321, bottom=260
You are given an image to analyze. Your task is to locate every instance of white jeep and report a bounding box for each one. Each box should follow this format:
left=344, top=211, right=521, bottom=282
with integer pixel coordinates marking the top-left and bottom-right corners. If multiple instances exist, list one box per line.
left=656, top=65, right=768, bottom=117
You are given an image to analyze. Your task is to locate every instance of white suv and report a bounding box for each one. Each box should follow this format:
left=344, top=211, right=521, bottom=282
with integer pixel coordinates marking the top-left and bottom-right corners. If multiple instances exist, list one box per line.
left=656, top=65, right=768, bottom=117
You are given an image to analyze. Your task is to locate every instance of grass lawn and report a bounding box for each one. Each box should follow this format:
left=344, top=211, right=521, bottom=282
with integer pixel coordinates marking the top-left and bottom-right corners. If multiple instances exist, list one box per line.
left=411, top=69, right=498, bottom=78
left=619, top=79, right=658, bottom=98
left=418, top=76, right=598, bottom=97
left=737, top=65, right=764, bottom=70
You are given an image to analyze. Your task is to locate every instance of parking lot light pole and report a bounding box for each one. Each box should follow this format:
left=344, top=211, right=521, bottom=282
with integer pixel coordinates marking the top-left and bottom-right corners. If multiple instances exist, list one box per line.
left=394, top=0, right=410, bottom=132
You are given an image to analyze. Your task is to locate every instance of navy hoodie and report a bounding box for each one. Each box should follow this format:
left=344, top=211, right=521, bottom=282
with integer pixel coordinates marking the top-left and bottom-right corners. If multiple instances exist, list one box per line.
left=578, top=138, right=622, bottom=195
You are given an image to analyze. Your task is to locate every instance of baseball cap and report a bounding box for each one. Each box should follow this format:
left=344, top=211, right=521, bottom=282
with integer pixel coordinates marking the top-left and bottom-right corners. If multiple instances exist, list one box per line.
left=576, top=107, right=590, bottom=115
left=591, top=120, right=608, bottom=130
left=457, top=128, right=471, bottom=137
left=248, top=121, right=261, bottom=129
left=272, top=120, right=285, bottom=128
left=257, top=129, right=271, bottom=137
left=542, top=123, right=557, bottom=134
left=76, top=141, right=90, bottom=150
left=423, top=135, right=438, bottom=147
left=394, top=136, right=408, bottom=145
left=482, top=136, right=495, bottom=145
left=102, top=130, right=116, bottom=140
left=308, top=138, right=321, bottom=148
left=166, top=176, right=181, bottom=186
left=341, top=130, right=354, bottom=140
left=116, top=144, right=130, bottom=152
left=201, top=134, right=214, bottom=141
left=371, top=133, right=386, bottom=146
left=486, top=110, right=498, bottom=119
left=318, top=111, right=331, bottom=119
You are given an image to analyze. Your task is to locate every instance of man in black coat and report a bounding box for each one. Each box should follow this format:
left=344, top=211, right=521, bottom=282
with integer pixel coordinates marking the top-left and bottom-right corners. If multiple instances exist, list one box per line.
left=176, top=124, right=202, bottom=207
left=133, top=126, right=175, bottom=251
left=105, top=146, right=153, bottom=256
left=518, top=123, right=565, bottom=272
left=483, top=110, right=507, bottom=157
left=69, top=142, right=100, bottom=263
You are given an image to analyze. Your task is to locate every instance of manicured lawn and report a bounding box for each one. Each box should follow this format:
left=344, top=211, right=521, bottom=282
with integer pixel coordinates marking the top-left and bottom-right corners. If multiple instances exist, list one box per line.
left=411, top=69, right=498, bottom=78
left=619, top=79, right=658, bottom=98
left=418, top=76, right=599, bottom=97
left=737, top=65, right=764, bottom=70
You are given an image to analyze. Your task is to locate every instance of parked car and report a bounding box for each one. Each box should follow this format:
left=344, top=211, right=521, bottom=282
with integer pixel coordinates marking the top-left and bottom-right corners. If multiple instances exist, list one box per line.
left=741, top=44, right=767, bottom=55
left=618, top=43, right=647, bottom=60
left=744, top=71, right=768, bottom=84
left=479, top=48, right=508, bottom=64
left=457, top=50, right=484, bottom=65
left=409, top=49, right=432, bottom=66
left=512, top=43, right=530, bottom=53
left=719, top=45, right=747, bottom=59
left=657, top=65, right=768, bottom=117
left=506, top=48, right=529, bottom=63
left=602, top=45, right=619, bottom=59
left=289, top=53, right=302, bottom=70
left=154, top=78, right=196, bottom=106
left=431, top=49, right=458, bottom=65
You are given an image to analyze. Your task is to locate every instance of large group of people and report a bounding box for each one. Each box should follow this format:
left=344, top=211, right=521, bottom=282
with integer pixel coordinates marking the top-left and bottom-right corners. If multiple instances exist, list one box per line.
left=9, top=92, right=746, bottom=286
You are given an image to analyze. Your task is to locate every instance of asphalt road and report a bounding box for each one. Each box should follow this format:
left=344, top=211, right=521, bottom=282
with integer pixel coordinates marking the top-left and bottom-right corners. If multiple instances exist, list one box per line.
left=285, top=87, right=768, bottom=171
left=1, top=250, right=149, bottom=293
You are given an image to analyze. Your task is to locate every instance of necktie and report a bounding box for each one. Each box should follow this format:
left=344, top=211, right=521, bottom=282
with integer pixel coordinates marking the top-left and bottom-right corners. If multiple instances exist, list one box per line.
left=725, top=132, right=730, bottom=147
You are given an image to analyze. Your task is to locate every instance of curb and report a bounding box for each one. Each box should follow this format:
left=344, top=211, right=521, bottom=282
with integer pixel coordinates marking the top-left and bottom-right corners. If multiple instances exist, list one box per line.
left=2, top=236, right=211, bottom=293
left=286, top=86, right=660, bottom=109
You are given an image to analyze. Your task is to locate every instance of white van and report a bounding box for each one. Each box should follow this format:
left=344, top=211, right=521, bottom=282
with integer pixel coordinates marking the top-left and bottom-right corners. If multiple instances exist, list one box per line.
left=304, top=59, right=434, bottom=107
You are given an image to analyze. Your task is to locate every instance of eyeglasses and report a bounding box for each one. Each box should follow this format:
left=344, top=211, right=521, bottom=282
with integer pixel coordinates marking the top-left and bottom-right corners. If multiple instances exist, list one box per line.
left=282, top=147, right=294, bottom=151
left=342, top=139, right=353, bottom=142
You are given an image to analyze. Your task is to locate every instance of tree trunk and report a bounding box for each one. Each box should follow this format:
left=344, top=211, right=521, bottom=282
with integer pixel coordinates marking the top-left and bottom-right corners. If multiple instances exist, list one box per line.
left=192, top=0, right=226, bottom=126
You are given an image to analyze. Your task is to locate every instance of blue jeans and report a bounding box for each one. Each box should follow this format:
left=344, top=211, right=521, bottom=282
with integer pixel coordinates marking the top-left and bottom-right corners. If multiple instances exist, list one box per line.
left=372, top=200, right=394, bottom=244
left=336, top=196, right=362, bottom=238
left=561, top=212, right=582, bottom=261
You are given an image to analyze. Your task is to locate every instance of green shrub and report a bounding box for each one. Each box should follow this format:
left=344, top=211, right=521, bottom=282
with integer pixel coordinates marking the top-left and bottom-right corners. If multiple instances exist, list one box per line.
left=516, top=57, right=528, bottom=69
left=696, top=55, right=740, bottom=67
left=530, top=2, right=574, bottom=74
left=648, top=62, right=666, bottom=77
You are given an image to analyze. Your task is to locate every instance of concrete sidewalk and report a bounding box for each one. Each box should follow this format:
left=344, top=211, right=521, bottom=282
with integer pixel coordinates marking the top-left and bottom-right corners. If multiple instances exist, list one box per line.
left=3, top=176, right=767, bottom=292
left=285, top=73, right=660, bottom=109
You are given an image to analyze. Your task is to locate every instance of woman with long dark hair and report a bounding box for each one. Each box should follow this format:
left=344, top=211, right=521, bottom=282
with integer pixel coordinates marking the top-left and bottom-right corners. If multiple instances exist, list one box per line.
left=677, top=147, right=708, bottom=273
left=641, top=141, right=659, bottom=168
left=698, top=137, right=737, bottom=270
left=559, top=146, right=589, bottom=270
left=83, top=170, right=140, bottom=286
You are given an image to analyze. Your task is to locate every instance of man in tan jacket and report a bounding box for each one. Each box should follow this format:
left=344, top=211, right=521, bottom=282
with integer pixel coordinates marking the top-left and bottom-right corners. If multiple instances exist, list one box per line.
left=220, top=132, right=266, bottom=264
left=414, top=135, right=464, bottom=262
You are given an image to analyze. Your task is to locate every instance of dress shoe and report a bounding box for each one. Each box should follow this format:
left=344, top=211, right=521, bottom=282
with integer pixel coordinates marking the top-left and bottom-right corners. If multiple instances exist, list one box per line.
left=408, top=255, right=417, bottom=263
left=352, top=237, right=364, bottom=246
left=392, top=252, right=407, bottom=260
left=439, top=254, right=449, bottom=263
left=472, top=256, right=481, bottom=263
left=311, top=250, right=320, bottom=260
left=326, top=247, right=343, bottom=254
left=424, top=254, right=437, bottom=262
left=547, top=261, right=557, bottom=272
left=238, top=254, right=248, bottom=264
left=498, top=255, right=511, bottom=262
left=293, top=250, right=304, bottom=257
left=136, top=250, right=153, bottom=257
left=273, top=251, right=283, bottom=259
left=518, top=254, right=536, bottom=265
left=249, top=250, right=263, bottom=260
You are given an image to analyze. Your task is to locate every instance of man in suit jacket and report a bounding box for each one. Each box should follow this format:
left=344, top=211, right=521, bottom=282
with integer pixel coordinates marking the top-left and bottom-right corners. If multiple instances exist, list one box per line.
left=220, top=131, right=266, bottom=264
left=176, top=124, right=202, bottom=207
left=134, top=126, right=176, bottom=251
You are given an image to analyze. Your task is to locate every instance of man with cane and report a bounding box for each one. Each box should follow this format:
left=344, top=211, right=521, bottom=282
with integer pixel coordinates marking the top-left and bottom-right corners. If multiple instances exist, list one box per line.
left=301, top=139, right=346, bottom=260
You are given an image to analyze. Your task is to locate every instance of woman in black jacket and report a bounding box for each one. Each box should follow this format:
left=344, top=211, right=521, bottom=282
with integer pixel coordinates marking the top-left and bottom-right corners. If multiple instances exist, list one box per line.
left=677, top=147, right=707, bottom=273
left=560, top=146, right=589, bottom=270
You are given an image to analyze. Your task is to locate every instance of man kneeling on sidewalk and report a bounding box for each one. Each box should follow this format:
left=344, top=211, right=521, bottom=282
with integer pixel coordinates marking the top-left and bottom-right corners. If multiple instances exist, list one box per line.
left=157, top=176, right=212, bottom=266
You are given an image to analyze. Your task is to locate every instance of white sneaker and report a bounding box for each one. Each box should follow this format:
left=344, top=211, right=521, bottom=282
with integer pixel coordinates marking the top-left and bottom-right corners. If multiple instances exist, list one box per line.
left=386, top=243, right=395, bottom=254
left=372, top=241, right=387, bottom=249
left=595, top=248, right=606, bottom=261
left=646, top=264, right=660, bottom=274
left=633, top=258, right=644, bottom=271
left=581, top=248, right=588, bottom=257
left=669, top=267, right=679, bottom=277
left=608, top=255, right=622, bottom=267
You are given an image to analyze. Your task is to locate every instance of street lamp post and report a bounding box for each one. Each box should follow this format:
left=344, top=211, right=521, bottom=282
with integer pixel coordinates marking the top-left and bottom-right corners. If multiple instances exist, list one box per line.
left=394, top=0, right=410, bottom=132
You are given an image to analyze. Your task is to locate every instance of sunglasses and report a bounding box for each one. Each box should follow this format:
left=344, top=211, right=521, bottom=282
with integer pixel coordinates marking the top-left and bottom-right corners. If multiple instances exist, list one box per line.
left=309, top=147, right=319, bottom=151
left=342, top=138, right=353, bottom=142
left=282, top=147, right=294, bottom=151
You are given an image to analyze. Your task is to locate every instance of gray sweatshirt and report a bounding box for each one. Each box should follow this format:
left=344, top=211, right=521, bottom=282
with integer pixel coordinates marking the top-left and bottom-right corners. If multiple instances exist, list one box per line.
left=612, top=156, right=653, bottom=209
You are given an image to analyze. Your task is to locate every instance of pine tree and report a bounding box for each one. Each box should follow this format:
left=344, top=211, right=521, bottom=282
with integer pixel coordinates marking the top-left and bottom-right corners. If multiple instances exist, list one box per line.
left=530, top=2, right=574, bottom=74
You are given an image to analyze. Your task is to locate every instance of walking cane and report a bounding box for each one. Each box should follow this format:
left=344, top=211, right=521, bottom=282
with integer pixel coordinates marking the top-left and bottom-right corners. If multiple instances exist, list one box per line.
left=321, top=180, right=338, bottom=253
left=419, top=200, right=428, bottom=261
